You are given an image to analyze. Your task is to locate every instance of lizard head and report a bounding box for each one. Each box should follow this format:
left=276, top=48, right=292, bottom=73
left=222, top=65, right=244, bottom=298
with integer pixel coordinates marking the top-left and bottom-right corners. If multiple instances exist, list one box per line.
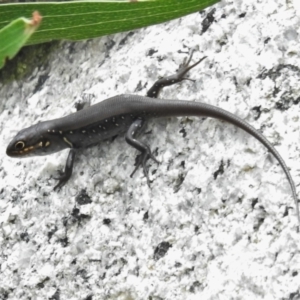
left=6, top=121, right=68, bottom=158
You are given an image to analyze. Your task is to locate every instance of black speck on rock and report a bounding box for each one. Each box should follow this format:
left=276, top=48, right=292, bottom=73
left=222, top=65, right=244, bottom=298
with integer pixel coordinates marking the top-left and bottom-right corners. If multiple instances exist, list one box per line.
left=20, top=231, right=30, bottom=243
left=58, top=237, right=69, bottom=248
left=151, top=168, right=157, bottom=176
left=71, top=207, right=80, bottom=217
left=251, top=198, right=259, bottom=209
left=201, top=8, right=216, bottom=34
left=232, top=76, right=238, bottom=87
left=154, top=241, right=171, bottom=260
left=143, top=211, right=149, bottom=221
left=36, top=277, right=50, bottom=289
left=179, top=127, right=187, bottom=138
left=103, top=218, right=111, bottom=225
left=283, top=206, right=289, bottom=217
left=213, top=160, right=225, bottom=180
left=246, top=77, right=252, bottom=86
left=251, top=106, right=262, bottom=120
left=272, top=85, right=280, bottom=98
left=47, top=225, right=58, bottom=241
left=147, top=48, right=158, bottom=56
left=174, top=173, right=186, bottom=193
left=70, top=207, right=91, bottom=225
left=194, top=188, right=201, bottom=195
left=33, top=73, right=49, bottom=94
left=75, top=189, right=92, bottom=205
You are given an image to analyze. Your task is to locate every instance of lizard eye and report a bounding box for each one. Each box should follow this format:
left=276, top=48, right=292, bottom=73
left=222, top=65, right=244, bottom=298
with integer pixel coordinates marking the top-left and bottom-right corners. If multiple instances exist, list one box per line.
left=15, top=141, right=25, bottom=150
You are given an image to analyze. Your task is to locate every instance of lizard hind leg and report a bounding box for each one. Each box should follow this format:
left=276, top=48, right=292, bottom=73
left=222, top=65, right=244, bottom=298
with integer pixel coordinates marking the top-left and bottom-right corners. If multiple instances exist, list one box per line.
left=125, top=119, right=159, bottom=186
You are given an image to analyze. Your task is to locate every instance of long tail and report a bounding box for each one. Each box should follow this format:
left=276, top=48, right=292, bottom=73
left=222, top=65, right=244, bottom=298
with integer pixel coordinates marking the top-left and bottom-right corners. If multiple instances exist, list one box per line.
left=122, top=95, right=300, bottom=230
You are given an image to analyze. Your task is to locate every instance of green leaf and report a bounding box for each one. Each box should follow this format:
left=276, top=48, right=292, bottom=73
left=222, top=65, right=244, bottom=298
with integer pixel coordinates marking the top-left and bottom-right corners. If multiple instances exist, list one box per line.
left=0, top=11, right=42, bottom=68
left=0, top=0, right=219, bottom=46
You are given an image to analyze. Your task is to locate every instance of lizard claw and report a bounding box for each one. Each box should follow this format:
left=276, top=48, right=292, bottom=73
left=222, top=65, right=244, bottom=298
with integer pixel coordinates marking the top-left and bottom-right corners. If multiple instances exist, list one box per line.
left=53, top=171, right=71, bottom=190
left=130, top=147, right=159, bottom=186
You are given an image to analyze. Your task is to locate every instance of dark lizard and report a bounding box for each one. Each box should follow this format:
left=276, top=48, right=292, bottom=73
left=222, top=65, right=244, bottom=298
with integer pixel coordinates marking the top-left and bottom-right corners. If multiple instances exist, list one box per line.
left=6, top=52, right=299, bottom=228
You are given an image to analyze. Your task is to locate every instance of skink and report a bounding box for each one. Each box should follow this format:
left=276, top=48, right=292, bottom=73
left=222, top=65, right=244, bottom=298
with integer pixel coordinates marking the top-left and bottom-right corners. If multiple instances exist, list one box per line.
left=6, top=52, right=300, bottom=228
